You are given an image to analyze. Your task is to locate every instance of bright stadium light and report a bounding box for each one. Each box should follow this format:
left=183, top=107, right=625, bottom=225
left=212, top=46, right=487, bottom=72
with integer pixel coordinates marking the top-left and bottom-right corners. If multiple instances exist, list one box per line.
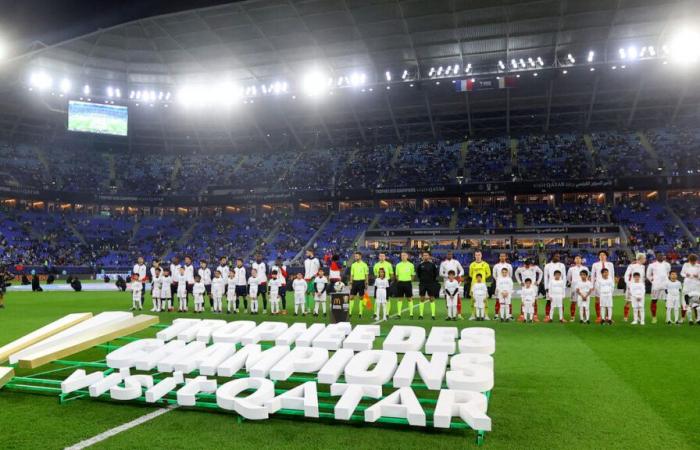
left=465, top=63, right=472, bottom=73
left=83, top=84, right=90, bottom=95
left=115, top=88, right=121, bottom=98
left=437, top=66, right=444, bottom=76
left=385, top=71, right=391, bottom=81
left=587, top=51, right=594, bottom=62
left=59, top=78, right=71, bottom=94
left=498, top=60, right=505, bottom=70
left=349, top=72, right=366, bottom=86
left=30, top=72, right=52, bottom=90
left=511, top=59, right=518, bottom=69
left=301, top=70, right=328, bottom=97
left=401, top=69, right=408, bottom=80
left=648, top=46, right=656, bottom=56
left=453, top=64, right=459, bottom=73
left=619, top=47, right=626, bottom=59
left=519, top=58, right=526, bottom=68
left=106, top=86, right=114, bottom=97
left=627, top=46, right=638, bottom=60
left=428, top=67, right=435, bottom=76
left=536, top=56, right=544, bottom=66
left=129, top=90, right=135, bottom=99
left=527, top=57, right=535, bottom=67
left=567, top=53, right=576, bottom=64
left=445, top=65, right=452, bottom=75
left=669, top=28, right=700, bottom=65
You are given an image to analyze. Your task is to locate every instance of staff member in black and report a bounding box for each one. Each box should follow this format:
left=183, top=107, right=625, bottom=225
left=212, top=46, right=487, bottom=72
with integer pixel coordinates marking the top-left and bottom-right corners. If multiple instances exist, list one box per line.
left=416, top=251, right=440, bottom=320
left=0, top=266, right=14, bottom=309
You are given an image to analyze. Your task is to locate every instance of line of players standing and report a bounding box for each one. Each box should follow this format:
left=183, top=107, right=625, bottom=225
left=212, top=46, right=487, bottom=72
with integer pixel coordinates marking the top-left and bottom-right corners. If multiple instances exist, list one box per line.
left=128, top=248, right=700, bottom=325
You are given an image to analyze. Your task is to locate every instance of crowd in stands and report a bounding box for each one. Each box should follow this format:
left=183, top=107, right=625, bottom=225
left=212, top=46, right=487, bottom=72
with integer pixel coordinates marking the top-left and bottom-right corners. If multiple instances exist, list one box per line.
left=1, top=126, right=697, bottom=195
left=2, top=193, right=696, bottom=273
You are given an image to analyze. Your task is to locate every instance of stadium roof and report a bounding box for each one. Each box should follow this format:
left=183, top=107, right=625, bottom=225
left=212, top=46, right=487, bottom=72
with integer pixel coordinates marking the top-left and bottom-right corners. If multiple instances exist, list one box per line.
left=1, top=0, right=699, bottom=150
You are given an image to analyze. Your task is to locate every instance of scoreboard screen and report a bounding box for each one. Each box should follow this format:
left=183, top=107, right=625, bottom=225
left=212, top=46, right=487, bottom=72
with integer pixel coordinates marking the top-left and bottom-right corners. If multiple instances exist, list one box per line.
left=68, top=101, right=128, bottom=136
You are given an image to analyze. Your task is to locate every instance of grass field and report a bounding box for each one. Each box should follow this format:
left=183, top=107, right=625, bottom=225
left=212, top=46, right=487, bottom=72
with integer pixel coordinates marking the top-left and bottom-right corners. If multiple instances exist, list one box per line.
left=1, top=290, right=699, bottom=450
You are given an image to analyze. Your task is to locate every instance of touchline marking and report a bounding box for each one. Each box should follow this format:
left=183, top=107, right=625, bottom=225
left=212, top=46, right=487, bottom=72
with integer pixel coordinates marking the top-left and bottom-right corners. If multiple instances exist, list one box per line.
left=64, top=405, right=177, bottom=450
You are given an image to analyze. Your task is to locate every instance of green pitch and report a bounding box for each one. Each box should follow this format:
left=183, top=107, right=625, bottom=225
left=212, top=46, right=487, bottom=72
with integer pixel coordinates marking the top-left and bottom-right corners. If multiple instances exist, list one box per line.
left=1, top=290, right=698, bottom=450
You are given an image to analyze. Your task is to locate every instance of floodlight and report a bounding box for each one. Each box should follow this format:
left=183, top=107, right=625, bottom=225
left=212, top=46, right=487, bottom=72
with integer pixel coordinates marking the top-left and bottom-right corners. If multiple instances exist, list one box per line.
left=83, top=84, right=90, bottom=95
left=30, top=72, right=52, bottom=90
left=511, top=59, right=518, bottom=69
left=498, top=60, right=505, bottom=70
left=619, top=48, right=626, bottom=59
left=669, top=29, right=700, bottom=64
left=536, top=56, right=544, bottom=66
left=129, top=90, right=135, bottom=99
left=428, top=67, right=435, bottom=76
left=437, top=66, right=444, bottom=76
left=115, top=88, right=121, bottom=98
left=59, top=78, right=71, bottom=93
left=385, top=71, right=391, bottom=81
left=587, top=51, right=594, bottom=62
left=301, top=70, right=327, bottom=96
left=567, top=53, right=575, bottom=64
left=453, top=64, right=459, bottom=73
left=107, top=86, right=114, bottom=97
left=628, top=46, right=638, bottom=60
left=349, top=72, right=366, bottom=86
left=401, top=69, right=408, bottom=80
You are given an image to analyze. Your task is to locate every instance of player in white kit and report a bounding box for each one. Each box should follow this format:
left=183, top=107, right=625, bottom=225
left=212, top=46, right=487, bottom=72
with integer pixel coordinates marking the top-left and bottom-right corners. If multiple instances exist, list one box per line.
left=443, top=270, right=460, bottom=321
left=596, top=268, right=615, bottom=324
left=665, top=271, right=682, bottom=324
left=576, top=271, right=594, bottom=324
left=520, top=278, right=538, bottom=323
left=472, top=274, right=488, bottom=321
left=681, top=254, right=700, bottom=324
left=495, top=267, right=514, bottom=321
left=544, top=254, right=566, bottom=321
left=374, top=268, right=390, bottom=321
left=492, top=253, right=513, bottom=319
left=130, top=275, right=143, bottom=310
left=193, top=275, right=205, bottom=313
left=646, top=253, right=670, bottom=324
left=623, top=253, right=646, bottom=322
left=567, top=256, right=588, bottom=322
left=547, top=270, right=567, bottom=323
left=268, top=270, right=284, bottom=315
left=211, top=270, right=225, bottom=313
left=591, top=251, right=615, bottom=323
left=313, top=269, right=329, bottom=317
left=629, top=272, right=646, bottom=325
left=292, top=273, right=308, bottom=316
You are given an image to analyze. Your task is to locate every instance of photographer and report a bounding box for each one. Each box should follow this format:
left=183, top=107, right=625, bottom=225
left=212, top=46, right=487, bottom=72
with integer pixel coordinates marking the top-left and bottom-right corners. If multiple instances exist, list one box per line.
left=0, top=266, right=15, bottom=309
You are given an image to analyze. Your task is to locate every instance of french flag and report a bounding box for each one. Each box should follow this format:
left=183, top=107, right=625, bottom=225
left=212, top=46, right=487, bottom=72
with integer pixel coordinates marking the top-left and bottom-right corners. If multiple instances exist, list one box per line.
left=455, top=79, right=473, bottom=92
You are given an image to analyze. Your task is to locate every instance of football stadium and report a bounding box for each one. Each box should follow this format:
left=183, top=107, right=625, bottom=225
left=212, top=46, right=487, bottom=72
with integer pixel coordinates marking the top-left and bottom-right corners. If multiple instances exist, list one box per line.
left=0, top=0, right=699, bottom=448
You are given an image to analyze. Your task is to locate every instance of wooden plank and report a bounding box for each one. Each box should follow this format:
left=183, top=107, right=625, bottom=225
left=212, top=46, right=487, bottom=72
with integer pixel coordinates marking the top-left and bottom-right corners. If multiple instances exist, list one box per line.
left=18, top=315, right=159, bottom=369
left=0, top=367, right=13, bottom=388
left=0, top=313, right=93, bottom=363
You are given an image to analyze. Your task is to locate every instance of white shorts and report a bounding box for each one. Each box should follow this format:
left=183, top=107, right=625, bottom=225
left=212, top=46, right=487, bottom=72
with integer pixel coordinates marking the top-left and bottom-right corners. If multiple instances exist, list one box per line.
left=579, top=298, right=590, bottom=309
left=570, top=288, right=580, bottom=302
left=375, top=291, right=387, bottom=304
left=651, top=286, right=666, bottom=300
left=499, top=292, right=511, bottom=305
left=474, top=297, right=486, bottom=308
left=315, top=292, right=327, bottom=302
left=666, top=297, right=680, bottom=308
left=631, top=297, right=645, bottom=308
left=550, top=296, right=563, bottom=308
left=294, top=292, right=305, bottom=305
left=600, top=297, right=613, bottom=308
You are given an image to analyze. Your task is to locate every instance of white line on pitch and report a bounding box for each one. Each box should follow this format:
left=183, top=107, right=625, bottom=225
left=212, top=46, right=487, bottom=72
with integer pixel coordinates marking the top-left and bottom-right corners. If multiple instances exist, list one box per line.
left=64, top=405, right=177, bottom=450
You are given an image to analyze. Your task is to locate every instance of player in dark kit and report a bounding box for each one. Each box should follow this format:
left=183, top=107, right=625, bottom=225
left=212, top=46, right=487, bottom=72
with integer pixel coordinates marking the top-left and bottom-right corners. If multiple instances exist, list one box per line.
left=416, top=251, right=440, bottom=320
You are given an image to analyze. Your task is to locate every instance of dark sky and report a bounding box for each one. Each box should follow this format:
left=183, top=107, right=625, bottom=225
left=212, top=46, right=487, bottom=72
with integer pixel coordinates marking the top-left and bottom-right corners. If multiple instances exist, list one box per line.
left=1, top=0, right=237, bottom=50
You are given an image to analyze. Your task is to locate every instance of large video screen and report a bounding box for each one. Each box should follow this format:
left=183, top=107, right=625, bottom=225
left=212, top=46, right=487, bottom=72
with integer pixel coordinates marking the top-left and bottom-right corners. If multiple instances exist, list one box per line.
left=68, top=101, right=128, bottom=136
